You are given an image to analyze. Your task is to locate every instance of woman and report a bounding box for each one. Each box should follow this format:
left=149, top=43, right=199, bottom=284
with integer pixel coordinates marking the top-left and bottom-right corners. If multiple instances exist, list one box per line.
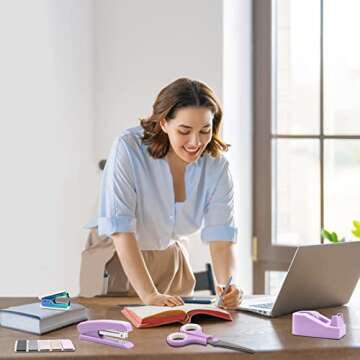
left=80, top=78, right=242, bottom=308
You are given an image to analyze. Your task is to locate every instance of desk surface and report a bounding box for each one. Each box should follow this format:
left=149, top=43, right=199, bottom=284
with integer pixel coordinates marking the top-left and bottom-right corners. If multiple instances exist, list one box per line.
left=1, top=297, right=360, bottom=359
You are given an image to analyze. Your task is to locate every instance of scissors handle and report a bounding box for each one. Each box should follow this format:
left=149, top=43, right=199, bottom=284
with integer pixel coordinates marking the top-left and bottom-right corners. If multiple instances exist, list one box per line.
left=167, top=324, right=212, bottom=348
left=166, top=332, right=207, bottom=347
left=180, top=323, right=212, bottom=339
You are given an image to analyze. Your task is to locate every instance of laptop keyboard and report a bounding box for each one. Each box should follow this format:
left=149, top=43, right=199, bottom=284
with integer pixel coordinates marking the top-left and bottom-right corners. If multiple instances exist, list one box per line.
left=250, top=302, right=274, bottom=309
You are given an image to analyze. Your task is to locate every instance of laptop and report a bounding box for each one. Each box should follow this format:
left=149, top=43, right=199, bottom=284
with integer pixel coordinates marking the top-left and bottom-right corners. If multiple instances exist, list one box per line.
left=238, top=241, right=360, bottom=317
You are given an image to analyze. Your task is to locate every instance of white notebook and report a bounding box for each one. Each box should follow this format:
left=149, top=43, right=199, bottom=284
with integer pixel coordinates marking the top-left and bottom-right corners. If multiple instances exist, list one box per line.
left=0, top=302, right=88, bottom=334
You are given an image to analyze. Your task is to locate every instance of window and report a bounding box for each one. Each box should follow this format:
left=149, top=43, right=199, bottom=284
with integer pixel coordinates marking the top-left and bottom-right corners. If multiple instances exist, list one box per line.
left=254, top=0, right=360, bottom=293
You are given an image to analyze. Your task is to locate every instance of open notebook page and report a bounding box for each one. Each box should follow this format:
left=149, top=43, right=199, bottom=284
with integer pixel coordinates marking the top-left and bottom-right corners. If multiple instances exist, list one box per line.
left=124, top=303, right=229, bottom=319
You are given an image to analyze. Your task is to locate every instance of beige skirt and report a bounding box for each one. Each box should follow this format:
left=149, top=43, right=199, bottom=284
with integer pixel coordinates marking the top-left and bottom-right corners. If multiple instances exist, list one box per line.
left=79, top=229, right=196, bottom=297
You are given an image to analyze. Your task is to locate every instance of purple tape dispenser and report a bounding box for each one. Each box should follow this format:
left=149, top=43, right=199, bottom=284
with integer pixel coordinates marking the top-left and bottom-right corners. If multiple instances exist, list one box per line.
left=292, top=311, right=346, bottom=340
left=77, top=319, right=134, bottom=349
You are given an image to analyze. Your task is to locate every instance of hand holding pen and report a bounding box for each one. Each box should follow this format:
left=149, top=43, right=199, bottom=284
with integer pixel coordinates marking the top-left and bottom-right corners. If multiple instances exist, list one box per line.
left=216, top=276, right=244, bottom=309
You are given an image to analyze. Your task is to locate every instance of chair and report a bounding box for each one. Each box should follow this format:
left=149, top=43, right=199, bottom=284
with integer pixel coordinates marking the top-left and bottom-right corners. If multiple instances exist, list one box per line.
left=194, top=263, right=216, bottom=295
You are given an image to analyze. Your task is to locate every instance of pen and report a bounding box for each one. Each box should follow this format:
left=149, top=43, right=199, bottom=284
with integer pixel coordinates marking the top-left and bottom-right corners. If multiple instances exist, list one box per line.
left=216, top=275, right=233, bottom=307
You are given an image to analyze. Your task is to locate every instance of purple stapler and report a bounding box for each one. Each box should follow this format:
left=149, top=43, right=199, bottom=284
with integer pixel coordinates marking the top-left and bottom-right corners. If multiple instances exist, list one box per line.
left=77, top=319, right=134, bottom=349
left=292, top=311, right=346, bottom=339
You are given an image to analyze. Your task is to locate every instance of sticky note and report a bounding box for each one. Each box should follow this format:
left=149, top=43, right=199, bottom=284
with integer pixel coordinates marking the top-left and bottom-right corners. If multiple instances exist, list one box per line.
left=27, top=340, right=38, bottom=352
left=50, top=339, right=62, bottom=352
left=61, top=339, right=75, bottom=351
left=38, top=340, right=51, bottom=351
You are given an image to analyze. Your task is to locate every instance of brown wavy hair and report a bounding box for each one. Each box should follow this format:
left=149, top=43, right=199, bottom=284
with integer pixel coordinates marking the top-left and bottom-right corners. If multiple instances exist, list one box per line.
left=140, top=78, right=230, bottom=158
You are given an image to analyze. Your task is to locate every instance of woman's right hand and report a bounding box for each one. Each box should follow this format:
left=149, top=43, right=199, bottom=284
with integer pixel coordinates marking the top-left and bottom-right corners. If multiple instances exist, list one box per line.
left=143, top=292, right=184, bottom=306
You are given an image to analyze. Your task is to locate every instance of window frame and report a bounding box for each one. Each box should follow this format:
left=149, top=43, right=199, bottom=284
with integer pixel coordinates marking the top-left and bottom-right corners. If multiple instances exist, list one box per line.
left=253, top=0, right=360, bottom=293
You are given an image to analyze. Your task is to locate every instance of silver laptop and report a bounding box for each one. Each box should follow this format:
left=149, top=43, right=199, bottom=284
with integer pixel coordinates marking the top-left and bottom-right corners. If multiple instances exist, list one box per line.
left=238, top=241, right=360, bottom=317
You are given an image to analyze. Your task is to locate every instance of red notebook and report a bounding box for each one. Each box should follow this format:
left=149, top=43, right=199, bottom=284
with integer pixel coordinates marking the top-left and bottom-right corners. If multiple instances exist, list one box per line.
left=121, top=304, right=232, bottom=328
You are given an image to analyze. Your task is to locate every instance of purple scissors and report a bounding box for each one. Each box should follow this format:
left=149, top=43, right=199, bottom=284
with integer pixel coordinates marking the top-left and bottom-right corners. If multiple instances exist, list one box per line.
left=166, top=323, right=254, bottom=354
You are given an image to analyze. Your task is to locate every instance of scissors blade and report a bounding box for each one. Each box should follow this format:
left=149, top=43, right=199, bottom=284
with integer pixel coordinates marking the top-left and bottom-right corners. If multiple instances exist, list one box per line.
left=208, top=339, right=255, bottom=354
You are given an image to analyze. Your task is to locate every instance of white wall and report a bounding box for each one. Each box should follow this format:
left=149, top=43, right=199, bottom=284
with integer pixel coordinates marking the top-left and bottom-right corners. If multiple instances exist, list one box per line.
left=93, top=0, right=223, bottom=160
left=93, top=0, right=223, bottom=273
left=0, top=0, right=95, bottom=296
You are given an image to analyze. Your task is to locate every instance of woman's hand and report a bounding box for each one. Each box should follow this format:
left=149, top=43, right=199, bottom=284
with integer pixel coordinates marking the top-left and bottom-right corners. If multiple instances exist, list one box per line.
left=143, top=292, right=184, bottom=306
left=216, top=284, right=244, bottom=309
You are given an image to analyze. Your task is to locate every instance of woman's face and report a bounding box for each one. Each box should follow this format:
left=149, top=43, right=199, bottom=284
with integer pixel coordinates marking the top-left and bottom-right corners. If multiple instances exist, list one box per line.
left=160, top=106, right=213, bottom=164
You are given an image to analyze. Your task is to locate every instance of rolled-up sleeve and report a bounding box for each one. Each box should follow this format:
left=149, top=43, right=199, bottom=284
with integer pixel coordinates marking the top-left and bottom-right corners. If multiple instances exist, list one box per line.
left=97, top=137, right=137, bottom=236
left=200, top=161, right=238, bottom=243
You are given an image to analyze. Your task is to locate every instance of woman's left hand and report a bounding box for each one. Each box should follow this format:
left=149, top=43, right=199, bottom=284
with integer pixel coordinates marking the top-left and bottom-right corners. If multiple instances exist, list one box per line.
left=216, top=284, right=244, bottom=309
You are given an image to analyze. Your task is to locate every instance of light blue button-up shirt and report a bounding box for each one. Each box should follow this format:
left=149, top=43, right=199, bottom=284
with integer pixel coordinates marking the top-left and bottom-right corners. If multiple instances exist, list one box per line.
left=94, top=126, right=237, bottom=250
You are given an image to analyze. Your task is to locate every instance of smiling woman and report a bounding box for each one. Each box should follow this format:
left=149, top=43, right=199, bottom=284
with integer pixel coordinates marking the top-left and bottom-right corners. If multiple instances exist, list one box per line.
left=161, top=106, right=213, bottom=163
left=141, top=78, right=228, bottom=159
left=80, top=78, right=243, bottom=308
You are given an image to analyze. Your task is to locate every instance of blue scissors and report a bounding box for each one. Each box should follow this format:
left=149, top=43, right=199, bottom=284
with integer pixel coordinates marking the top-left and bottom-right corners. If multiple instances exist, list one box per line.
left=166, top=323, right=254, bottom=354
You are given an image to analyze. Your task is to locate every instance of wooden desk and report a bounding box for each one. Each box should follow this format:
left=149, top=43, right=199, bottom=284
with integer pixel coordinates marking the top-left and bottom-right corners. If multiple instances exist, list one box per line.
left=1, top=297, right=360, bottom=359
